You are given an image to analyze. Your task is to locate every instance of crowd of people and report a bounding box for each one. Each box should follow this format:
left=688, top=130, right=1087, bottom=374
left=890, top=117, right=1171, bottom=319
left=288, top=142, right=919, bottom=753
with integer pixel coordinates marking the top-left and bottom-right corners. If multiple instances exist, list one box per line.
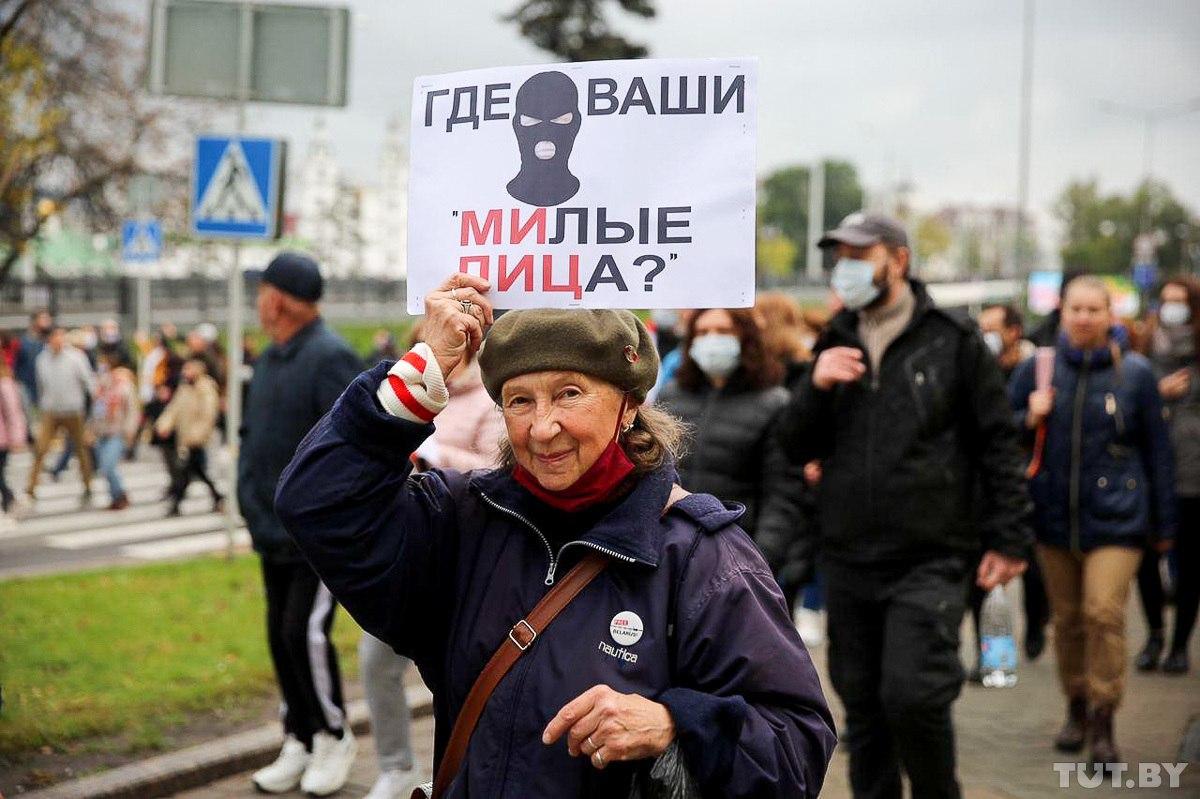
left=0, top=312, right=233, bottom=523
left=2, top=224, right=1195, bottom=797
left=266, top=215, right=1193, bottom=798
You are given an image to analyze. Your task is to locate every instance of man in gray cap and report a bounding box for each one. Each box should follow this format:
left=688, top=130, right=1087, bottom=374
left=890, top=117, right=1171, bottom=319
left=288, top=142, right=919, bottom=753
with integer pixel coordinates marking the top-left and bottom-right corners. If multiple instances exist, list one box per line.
left=777, top=212, right=1032, bottom=799
left=240, top=252, right=364, bottom=796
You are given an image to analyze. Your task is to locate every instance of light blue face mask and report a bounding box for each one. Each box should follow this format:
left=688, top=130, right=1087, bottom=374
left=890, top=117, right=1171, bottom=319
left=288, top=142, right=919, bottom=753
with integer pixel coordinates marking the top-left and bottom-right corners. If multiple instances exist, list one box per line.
left=831, top=258, right=882, bottom=311
left=690, top=333, right=741, bottom=379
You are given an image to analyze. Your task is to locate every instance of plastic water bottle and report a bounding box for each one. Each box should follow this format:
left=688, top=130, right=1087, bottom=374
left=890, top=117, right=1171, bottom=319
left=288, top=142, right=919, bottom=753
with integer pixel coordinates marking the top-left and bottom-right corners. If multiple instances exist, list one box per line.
left=980, top=586, right=1018, bottom=688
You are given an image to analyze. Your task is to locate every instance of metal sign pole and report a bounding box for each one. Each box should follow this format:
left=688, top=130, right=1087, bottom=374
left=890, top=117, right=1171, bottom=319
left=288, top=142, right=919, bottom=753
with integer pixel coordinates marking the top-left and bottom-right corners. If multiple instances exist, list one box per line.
left=225, top=240, right=243, bottom=558
left=223, top=94, right=248, bottom=560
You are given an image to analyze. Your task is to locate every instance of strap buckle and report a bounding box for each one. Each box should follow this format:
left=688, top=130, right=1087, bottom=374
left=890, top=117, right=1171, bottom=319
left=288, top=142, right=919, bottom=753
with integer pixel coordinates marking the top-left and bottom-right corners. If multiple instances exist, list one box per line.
left=509, top=619, right=537, bottom=651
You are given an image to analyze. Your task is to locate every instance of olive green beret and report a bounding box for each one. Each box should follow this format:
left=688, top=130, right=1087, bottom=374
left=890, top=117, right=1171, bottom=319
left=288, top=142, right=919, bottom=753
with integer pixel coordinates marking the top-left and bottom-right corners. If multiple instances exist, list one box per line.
left=479, top=309, right=660, bottom=404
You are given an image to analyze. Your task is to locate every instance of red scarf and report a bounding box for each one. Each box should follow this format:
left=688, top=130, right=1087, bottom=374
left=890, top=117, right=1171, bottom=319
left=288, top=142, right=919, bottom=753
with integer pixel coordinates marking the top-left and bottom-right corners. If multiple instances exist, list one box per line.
left=512, top=400, right=635, bottom=512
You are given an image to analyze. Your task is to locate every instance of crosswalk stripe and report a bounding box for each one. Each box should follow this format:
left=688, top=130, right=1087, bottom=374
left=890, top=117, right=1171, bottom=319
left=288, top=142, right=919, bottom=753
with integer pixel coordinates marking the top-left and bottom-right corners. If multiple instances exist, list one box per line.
left=1, top=495, right=228, bottom=541
left=45, top=513, right=232, bottom=549
left=24, top=480, right=226, bottom=521
left=121, top=530, right=250, bottom=560
left=27, top=469, right=172, bottom=501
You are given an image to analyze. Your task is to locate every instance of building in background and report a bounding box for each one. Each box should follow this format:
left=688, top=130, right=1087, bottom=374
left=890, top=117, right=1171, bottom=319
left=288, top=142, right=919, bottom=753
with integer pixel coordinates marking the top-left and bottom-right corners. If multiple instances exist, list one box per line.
left=296, top=116, right=408, bottom=278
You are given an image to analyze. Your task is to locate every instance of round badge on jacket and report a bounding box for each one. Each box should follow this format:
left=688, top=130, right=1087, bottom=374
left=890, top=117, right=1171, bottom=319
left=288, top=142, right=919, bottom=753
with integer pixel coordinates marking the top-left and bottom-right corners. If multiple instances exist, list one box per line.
left=609, top=611, right=644, bottom=646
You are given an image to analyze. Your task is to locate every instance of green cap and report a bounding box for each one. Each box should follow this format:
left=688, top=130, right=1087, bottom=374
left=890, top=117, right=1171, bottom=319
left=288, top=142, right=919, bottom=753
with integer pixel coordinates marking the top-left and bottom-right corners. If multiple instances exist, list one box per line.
left=479, top=309, right=660, bottom=404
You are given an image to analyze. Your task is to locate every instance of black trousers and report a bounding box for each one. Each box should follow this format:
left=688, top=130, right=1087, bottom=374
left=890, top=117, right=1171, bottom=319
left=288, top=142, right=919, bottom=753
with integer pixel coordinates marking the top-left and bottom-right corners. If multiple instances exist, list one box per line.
left=825, top=556, right=968, bottom=799
left=0, top=449, right=12, bottom=511
left=1138, top=496, right=1200, bottom=654
left=171, top=446, right=223, bottom=507
left=261, top=558, right=346, bottom=747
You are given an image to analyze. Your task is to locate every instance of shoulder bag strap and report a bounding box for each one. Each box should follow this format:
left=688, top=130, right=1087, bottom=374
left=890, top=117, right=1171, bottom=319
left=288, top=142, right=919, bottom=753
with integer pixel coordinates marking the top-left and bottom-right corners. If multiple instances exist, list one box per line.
left=429, top=551, right=610, bottom=798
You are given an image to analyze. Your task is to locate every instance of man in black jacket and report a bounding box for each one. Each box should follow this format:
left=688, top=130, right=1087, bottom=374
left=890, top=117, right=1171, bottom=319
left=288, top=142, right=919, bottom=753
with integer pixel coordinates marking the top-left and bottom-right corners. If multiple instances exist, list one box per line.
left=777, top=212, right=1031, bottom=799
left=239, top=253, right=364, bottom=796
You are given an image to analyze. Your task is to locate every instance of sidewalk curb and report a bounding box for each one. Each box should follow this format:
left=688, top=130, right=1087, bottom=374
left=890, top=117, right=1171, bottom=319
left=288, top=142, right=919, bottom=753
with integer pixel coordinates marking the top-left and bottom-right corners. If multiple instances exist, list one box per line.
left=21, top=686, right=434, bottom=799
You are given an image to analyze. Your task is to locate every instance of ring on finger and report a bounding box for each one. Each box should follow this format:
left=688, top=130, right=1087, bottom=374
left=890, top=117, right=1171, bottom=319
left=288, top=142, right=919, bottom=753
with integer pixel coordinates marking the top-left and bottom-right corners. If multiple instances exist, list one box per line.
left=585, top=735, right=597, bottom=754
left=459, top=299, right=474, bottom=315
left=451, top=287, right=460, bottom=300
left=592, top=749, right=605, bottom=767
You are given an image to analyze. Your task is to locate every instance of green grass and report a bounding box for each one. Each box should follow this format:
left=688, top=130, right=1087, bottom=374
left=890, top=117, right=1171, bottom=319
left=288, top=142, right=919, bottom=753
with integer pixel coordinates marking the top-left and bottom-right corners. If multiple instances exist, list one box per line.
left=0, top=555, right=361, bottom=756
left=236, top=322, right=416, bottom=365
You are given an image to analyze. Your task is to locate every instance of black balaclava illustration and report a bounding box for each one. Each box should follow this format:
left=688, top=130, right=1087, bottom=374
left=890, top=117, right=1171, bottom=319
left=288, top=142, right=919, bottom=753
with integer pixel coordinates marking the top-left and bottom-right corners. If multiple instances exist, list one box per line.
left=506, top=71, right=582, bottom=207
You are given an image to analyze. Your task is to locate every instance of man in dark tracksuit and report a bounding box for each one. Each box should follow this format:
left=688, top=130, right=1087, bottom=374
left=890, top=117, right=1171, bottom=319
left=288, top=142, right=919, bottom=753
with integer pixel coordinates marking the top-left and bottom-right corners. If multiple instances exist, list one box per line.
left=238, top=253, right=364, bottom=795
left=777, top=213, right=1032, bottom=799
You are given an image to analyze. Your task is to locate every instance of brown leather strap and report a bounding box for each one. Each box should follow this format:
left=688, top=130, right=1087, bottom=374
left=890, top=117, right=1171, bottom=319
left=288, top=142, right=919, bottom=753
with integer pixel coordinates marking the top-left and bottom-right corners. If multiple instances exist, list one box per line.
left=431, top=551, right=609, bottom=797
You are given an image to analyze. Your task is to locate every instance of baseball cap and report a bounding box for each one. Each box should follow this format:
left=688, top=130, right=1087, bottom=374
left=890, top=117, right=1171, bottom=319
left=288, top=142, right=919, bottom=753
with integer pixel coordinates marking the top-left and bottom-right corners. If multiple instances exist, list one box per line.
left=818, top=212, right=909, bottom=250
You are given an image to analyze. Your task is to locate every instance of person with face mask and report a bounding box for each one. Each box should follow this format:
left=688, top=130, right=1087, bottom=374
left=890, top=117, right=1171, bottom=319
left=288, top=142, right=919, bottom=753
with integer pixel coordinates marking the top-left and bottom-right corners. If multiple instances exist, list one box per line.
left=969, top=304, right=1049, bottom=673
left=978, top=304, right=1035, bottom=381
left=657, top=308, right=809, bottom=600
left=776, top=211, right=1032, bottom=799
left=1133, top=277, right=1200, bottom=675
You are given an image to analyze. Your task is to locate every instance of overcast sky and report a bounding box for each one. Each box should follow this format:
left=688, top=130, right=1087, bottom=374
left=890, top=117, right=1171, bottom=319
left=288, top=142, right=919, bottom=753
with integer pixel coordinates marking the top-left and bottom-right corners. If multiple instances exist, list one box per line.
left=176, top=0, right=1200, bottom=235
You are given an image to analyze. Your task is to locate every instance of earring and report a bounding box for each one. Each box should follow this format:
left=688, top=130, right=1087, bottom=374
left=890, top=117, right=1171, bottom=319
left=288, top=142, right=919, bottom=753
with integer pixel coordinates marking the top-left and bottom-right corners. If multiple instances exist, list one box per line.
left=621, top=421, right=634, bottom=433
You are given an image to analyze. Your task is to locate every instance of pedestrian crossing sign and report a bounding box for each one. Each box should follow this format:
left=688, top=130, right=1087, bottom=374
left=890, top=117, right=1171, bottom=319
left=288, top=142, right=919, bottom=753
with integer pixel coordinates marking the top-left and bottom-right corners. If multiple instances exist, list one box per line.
left=121, top=219, right=163, bottom=263
left=191, top=135, right=285, bottom=239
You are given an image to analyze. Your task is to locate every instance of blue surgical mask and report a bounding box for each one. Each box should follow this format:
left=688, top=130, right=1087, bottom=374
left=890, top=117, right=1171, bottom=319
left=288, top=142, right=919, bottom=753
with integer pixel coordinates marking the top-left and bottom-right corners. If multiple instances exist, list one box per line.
left=831, top=258, right=884, bottom=311
left=983, top=331, right=1004, bottom=356
left=689, top=333, right=741, bottom=379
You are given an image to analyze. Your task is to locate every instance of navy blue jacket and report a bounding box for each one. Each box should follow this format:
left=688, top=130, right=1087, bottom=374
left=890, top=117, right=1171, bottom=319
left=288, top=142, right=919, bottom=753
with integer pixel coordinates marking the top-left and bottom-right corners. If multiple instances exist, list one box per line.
left=276, top=362, right=837, bottom=798
left=1009, top=337, right=1177, bottom=552
left=14, top=331, right=44, bottom=401
left=238, top=318, right=362, bottom=561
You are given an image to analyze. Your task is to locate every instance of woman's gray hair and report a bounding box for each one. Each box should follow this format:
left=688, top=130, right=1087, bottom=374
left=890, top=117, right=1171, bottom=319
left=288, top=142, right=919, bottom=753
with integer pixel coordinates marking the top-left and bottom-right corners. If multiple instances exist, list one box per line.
left=495, top=403, right=690, bottom=475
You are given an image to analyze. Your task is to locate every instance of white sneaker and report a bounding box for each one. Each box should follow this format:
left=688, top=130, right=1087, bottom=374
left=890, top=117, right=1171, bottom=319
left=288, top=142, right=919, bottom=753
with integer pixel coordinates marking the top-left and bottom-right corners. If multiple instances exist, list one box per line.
left=300, top=729, right=358, bottom=796
left=364, top=768, right=418, bottom=799
left=252, top=735, right=311, bottom=793
left=796, top=608, right=827, bottom=647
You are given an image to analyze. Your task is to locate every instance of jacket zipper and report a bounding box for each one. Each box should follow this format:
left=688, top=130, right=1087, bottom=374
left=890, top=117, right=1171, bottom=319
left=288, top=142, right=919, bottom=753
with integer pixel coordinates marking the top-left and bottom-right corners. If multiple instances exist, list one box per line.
left=1069, top=356, right=1091, bottom=554
left=550, top=540, right=636, bottom=584
left=476, top=490, right=558, bottom=585
left=476, top=490, right=637, bottom=585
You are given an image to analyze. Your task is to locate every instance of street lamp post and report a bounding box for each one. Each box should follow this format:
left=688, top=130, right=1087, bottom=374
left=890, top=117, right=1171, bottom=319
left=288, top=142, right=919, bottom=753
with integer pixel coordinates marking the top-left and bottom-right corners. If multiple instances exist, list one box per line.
left=1013, top=0, right=1035, bottom=281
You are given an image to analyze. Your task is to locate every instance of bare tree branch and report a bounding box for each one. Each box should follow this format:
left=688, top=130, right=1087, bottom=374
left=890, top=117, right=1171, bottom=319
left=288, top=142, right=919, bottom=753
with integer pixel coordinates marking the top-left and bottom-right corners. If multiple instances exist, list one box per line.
left=0, top=0, right=191, bottom=285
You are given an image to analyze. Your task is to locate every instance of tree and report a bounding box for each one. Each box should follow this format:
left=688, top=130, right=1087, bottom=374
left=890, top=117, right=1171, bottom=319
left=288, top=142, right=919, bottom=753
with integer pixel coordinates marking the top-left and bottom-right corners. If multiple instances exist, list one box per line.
left=0, top=0, right=184, bottom=284
left=757, top=160, right=865, bottom=276
left=756, top=229, right=798, bottom=282
left=1055, top=178, right=1196, bottom=275
left=505, top=0, right=655, bottom=61
left=914, top=214, right=952, bottom=263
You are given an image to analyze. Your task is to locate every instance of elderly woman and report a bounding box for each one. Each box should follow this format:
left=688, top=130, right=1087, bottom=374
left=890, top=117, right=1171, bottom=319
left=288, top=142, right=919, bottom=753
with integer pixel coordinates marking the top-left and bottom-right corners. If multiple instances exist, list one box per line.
left=276, top=274, right=836, bottom=798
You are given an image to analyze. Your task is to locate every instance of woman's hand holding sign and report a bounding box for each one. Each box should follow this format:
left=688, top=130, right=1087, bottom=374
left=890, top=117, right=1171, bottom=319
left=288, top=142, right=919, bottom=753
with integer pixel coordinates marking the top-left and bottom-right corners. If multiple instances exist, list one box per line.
left=424, top=273, right=494, bottom=378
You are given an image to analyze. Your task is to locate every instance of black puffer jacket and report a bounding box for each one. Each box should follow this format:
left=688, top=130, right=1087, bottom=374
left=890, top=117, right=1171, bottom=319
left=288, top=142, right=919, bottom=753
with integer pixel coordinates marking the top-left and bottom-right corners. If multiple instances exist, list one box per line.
left=658, top=377, right=808, bottom=572
left=776, top=280, right=1032, bottom=564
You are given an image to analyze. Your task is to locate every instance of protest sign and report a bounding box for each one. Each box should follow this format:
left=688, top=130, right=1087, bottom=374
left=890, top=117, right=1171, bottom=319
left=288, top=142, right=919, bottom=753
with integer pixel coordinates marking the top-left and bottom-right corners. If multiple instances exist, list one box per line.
left=406, top=57, right=758, bottom=313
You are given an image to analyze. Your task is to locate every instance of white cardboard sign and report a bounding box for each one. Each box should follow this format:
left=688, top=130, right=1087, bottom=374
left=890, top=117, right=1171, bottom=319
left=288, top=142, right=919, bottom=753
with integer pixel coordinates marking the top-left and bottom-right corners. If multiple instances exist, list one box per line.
left=406, top=57, right=757, bottom=313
